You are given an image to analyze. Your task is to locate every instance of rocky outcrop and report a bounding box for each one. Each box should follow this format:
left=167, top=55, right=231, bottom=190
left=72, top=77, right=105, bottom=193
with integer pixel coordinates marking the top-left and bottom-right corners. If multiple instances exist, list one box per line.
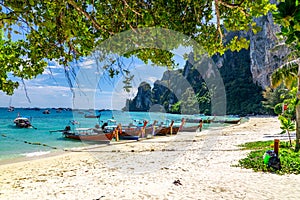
left=125, top=63, right=210, bottom=112
left=124, top=82, right=153, bottom=111
left=124, top=72, right=181, bottom=112
left=250, top=5, right=290, bottom=89
left=123, top=5, right=287, bottom=114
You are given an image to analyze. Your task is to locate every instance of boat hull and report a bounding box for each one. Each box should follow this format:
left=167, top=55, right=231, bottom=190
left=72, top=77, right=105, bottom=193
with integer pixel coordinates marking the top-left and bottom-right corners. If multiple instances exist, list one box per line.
left=63, top=132, right=113, bottom=143
left=120, top=127, right=142, bottom=136
left=15, top=124, right=32, bottom=128
left=179, top=126, right=199, bottom=132
left=119, top=135, right=139, bottom=140
left=212, top=118, right=241, bottom=124
left=84, top=115, right=100, bottom=118
left=155, top=126, right=180, bottom=136
left=185, top=118, right=213, bottom=123
left=14, top=117, right=32, bottom=128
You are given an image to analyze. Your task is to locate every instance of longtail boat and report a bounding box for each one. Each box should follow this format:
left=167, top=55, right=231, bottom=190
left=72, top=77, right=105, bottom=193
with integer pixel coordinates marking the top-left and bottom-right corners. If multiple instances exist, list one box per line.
left=212, top=116, right=241, bottom=124
left=84, top=114, right=101, bottom=118
left=185, top=115, right=214, bottom=123
left=155, top=120, right=184, bottom=136
left=117, top=120, right=148, bottom=140
left=14, top=116, right=32, bottom=128
left=62, top=126, right=113, bottom=143
left=179, top=118, right=203, bottom=132
left=100, top=119, right=148, bottom=140
left=144, top=120, right=158, bottom=136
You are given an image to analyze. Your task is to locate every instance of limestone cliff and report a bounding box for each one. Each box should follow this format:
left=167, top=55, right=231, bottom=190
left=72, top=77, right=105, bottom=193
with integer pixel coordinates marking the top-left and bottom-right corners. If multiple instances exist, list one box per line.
left=124, top=82, right=153, bottom=111
left=123, top=8, right=287, bottom=114
left=250, top=4, right=289, bottom=89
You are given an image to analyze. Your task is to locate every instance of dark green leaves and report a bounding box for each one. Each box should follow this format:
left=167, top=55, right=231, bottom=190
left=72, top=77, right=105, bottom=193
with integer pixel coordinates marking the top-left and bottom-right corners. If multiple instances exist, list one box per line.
left=0, top=0, right=277, bottom=94
left=273, top=0, right=300, bottom=49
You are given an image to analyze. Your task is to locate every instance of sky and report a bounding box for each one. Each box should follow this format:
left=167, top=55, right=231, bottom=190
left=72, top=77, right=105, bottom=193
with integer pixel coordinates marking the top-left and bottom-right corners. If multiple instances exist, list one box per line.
left=0, top=6, right=196, bottom=110
left=0, top=2, right=220, bottom=111
left=0, top=54, right=187, bottom=110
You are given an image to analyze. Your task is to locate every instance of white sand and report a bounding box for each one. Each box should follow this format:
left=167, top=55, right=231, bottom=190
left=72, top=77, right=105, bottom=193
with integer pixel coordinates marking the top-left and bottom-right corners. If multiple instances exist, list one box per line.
left=1, top=116, right=300, bottom=200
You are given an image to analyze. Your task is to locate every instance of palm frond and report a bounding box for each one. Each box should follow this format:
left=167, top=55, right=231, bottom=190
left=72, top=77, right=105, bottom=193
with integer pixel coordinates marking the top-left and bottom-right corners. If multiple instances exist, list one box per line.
left=271, top=59, right=299, bottom=89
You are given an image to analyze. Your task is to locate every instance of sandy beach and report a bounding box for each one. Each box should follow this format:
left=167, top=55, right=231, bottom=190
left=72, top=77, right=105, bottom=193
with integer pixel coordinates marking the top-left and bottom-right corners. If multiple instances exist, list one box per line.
left=1, top=116, right=300, bottom=200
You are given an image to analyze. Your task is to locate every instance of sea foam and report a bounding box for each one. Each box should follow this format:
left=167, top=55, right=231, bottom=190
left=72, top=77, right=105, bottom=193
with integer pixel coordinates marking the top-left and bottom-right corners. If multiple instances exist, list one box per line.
left=21, top=151, right=51, bottom=157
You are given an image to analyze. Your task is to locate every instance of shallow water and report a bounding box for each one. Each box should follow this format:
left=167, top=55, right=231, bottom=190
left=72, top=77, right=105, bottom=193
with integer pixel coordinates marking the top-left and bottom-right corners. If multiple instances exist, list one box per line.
left=1, top=108, right=216, bottom=162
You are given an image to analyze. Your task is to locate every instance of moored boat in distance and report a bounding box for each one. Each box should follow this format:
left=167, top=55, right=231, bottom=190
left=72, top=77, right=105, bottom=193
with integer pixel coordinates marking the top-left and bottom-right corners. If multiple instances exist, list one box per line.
left=84, top=114, right=101, bottom=118
left=212, top=116, right=241, bottom=124
left=42, top=109, right=50, bottom=114
left=7, top=106, right=14, bottom=112
left=14, top=116, right=32, bottom=128
left=185, top=114, right=214, bottom=123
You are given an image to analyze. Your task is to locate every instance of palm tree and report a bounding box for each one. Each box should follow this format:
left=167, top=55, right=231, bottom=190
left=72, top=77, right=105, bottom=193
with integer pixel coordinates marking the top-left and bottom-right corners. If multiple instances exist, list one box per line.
left=271, top=0, right=300, bottom=151
left=271, top=47, right=300, bottom=151
left=279, top=115, right=296, bottom=147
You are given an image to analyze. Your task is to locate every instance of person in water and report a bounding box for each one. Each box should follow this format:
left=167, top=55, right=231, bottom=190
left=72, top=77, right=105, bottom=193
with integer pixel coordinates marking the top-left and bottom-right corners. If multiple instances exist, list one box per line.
left=64, top=125, right=71, bottom=133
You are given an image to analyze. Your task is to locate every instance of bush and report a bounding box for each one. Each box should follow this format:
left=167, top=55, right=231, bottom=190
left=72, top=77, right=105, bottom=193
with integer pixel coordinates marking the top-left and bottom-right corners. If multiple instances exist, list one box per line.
left=233, top=141, right=300, bottom=174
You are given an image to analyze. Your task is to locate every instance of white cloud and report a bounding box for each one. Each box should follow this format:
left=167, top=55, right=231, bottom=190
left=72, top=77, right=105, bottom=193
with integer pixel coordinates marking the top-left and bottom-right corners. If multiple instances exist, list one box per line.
left=46, top=60, right=62, bottom=69
left=0, top=55, right=171, bottom=109
left=77, top=58, right=96, bottom=69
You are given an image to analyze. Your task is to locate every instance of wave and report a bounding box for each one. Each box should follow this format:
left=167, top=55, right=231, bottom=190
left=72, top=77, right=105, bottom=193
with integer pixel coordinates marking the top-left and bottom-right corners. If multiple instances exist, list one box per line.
left=21, top=151, right=51, bottom=157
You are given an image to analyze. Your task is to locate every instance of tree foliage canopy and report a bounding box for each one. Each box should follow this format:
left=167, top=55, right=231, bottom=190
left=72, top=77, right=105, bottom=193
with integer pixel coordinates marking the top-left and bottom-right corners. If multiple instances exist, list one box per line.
left=273, top=0, right=300, bottom=50
left=0, top=0, right=276, bottom=94
left=271, top=0, right=300, bottom=151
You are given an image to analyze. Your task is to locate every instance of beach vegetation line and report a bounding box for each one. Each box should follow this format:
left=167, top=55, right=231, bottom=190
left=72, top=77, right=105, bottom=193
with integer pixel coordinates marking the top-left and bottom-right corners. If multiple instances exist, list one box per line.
left=233, top=140, right=300, bottom=175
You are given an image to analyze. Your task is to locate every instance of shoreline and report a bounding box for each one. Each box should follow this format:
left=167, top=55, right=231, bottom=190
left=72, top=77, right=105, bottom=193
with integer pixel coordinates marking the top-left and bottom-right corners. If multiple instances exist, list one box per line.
left=0, top=118, right=234, bottom=166
left=0, top=137, right=144, bottom=166
left=2, top=116, right=300, bottom=199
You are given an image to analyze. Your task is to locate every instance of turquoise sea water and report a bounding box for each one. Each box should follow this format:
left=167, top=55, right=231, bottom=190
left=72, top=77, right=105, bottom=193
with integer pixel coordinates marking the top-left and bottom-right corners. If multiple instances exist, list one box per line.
left=1, top=108, right=219, bottom=162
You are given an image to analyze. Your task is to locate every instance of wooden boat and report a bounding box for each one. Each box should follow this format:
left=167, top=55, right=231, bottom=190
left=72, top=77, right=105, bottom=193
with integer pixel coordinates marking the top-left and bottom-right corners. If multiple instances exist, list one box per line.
left=100, top=119, right=118, bottom=133
left=62, top=126, right=113, bottom=143
left=223, top=118, right=241, bottom=124
left=179, top=118, right=203, bottom=132
left=13, top=116, right=32, bottom=128
left=101, top=119, right=151, bottom=140
left=84, top=114, right=100, bottom=118
left=155, top=120, right=182, bottom=136
left=42, top=109, right=50, bottom=114
left=185, top=116, right=214, bottom=123
left=117, top=121, right=149, bottom=139
left=7, top=98, right=14, bottom=112
left=119, top=135, right=139, bottom=141
left=212, top=116, right=241, bottom=124
left=7, top=106, right=14, bottom=112
left=144, top=120, right=158, bottom=136
left=121, top=119, right=157, bottom=138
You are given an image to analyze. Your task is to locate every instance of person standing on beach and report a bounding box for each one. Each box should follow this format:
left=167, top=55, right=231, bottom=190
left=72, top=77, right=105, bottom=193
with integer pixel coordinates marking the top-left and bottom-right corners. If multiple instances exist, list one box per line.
left=199, top=119, right=203, bottom=132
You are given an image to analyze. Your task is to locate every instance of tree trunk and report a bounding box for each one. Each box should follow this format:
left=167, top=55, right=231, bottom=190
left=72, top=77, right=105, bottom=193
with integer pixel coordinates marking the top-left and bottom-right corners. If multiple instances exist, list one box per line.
left=296, top=65, right=300, bottom=151
left=287, top=130, right=292, bottom=147
left=296, top=104, right=300, bottom=151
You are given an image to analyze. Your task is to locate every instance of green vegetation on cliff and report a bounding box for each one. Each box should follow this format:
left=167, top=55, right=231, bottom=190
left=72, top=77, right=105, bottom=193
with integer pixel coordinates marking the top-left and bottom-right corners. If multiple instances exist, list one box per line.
left=125, top=47, right=266, bottom=116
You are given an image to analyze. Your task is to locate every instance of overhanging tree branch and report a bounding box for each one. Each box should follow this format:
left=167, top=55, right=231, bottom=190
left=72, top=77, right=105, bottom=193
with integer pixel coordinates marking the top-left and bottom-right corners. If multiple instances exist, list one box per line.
left=219, top=0, right=249, bottom=17
left=122, top=0, right=141, bottom=16
left=214, top=0, right=223, bottom=44
left=67, top=0, right=113, bottom=35
left=219, top=0, right=246, bottom=8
